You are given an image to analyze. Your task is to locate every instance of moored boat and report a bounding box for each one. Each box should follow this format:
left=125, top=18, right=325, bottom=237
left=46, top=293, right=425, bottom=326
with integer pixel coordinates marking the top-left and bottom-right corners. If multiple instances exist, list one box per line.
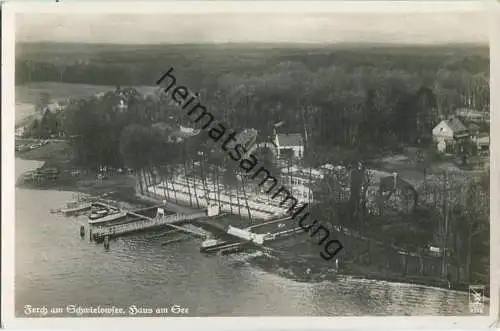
left=61, top=201, right=92, bottom=216
left=88, top=201, right=121, bottom=220
left=88, top=208, right=121, bottom=220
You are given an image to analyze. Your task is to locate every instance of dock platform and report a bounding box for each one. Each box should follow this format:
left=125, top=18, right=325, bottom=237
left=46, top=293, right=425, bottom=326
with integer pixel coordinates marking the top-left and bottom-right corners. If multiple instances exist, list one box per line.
left=89, top=203, right=218, bottom=242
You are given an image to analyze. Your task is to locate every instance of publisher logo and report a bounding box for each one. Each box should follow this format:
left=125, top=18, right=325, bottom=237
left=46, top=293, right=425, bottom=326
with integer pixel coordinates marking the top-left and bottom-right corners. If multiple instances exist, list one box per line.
left=469, top=285, right=485, bottom=314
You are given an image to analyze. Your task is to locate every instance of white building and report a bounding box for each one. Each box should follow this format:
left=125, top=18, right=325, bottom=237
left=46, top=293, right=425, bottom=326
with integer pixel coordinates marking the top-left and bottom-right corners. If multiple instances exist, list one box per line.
left=116, top=99, right=128, bottom=112
left=274, top=133, right=304, bottom=159
left=432, top=116, right=469, bottom=153
left=41, top=103, right=62, bottom=115
left=15, top=126, right=25, bottom=137
left=180, top=126, right=200, bottom=135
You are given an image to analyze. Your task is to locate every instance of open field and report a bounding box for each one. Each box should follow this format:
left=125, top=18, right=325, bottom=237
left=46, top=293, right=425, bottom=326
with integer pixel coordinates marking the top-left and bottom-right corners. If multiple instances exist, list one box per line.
left=16, top=82, right=157, bottom=104
left=15, top=102, right=36, bottom=124
left=15, top=82, right=158, bottom=124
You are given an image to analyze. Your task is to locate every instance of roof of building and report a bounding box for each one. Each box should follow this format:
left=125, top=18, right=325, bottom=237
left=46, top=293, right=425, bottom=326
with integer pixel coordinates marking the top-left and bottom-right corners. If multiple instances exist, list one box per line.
left=468, top=123, right=480, bottom=131
left=441, top=116, right=468, bottom=133
left=276, top=133, right=303, bottom=147
left=39, top=106, right=60, bottom=121
left=42, top=103, right=61, bottom=114
left=235, top=128, right=258, bottom=149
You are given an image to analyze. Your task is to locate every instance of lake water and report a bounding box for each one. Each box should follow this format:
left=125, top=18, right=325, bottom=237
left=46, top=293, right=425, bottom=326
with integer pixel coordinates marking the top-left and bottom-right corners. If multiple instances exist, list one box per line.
left=14, top=158, right=482, bottom=317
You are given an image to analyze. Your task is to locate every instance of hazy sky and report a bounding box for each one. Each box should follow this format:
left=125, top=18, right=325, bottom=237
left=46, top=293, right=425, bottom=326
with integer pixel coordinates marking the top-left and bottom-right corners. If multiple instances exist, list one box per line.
left=16, top=12, right=488, bottom=44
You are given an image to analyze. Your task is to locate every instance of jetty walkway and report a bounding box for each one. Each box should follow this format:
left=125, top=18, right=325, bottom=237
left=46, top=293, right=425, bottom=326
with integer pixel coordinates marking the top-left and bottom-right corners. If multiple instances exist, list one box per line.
left=91, top=211, right=208, bottom=239
left=86, top=201, right=218, bottom=242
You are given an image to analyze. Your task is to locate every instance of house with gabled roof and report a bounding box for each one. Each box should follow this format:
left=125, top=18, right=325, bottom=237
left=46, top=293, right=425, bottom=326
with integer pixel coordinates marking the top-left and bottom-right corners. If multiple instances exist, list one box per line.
left=274, top=132, right=304, bottom=159
left=432, top=116, right=469, bottom=153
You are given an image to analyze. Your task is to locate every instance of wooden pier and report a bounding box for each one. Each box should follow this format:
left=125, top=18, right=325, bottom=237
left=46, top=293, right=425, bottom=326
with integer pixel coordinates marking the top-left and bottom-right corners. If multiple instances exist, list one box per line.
left=89, top=204, right=217, bottom=242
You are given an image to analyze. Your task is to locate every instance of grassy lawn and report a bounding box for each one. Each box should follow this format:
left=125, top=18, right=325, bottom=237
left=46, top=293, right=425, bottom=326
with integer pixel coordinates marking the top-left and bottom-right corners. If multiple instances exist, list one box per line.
left=17, top=140, right=73, bottom=164
left=16, top=139, right=138, bottom=197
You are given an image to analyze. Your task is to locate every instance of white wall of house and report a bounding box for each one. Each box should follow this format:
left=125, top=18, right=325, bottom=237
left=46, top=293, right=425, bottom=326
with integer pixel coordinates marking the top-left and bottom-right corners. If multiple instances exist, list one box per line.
left=432, top=121, right=454, bottom=142
left=437, top=140, right=447, bottom=153
left=432, top=121, right=457, bottom=153
left=274, top=134, right=304, bottom=159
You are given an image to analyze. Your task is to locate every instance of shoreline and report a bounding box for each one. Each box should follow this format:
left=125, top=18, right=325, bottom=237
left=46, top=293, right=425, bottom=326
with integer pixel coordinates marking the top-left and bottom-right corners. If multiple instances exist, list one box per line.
left=15, top=140, right=163, bottom=208
left=14, top=148, right=479, bottom=296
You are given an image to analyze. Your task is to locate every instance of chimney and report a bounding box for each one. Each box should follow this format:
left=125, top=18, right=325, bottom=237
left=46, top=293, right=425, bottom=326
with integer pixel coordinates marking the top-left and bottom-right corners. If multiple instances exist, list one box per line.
left=392, top=172, right=398, bottom=190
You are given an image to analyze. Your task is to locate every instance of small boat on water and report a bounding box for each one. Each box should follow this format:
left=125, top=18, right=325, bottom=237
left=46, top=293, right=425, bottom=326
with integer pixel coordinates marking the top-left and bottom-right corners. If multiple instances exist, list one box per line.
left=61, top=201, right=92, bottom=216
left=87, top=200, right=120, bottom=220
left=88, top=211, right=128, bottom=226
left=88, top=207, right=120, bottom=220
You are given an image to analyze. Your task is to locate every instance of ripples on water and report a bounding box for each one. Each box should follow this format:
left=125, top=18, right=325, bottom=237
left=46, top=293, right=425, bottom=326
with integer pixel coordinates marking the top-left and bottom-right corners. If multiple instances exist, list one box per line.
left=14, top=159, right=481, bottom=317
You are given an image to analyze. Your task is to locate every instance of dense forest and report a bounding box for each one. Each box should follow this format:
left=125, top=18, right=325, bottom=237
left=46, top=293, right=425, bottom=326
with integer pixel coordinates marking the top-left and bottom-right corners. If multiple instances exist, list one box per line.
left=17, top=43, right=490, bottom=160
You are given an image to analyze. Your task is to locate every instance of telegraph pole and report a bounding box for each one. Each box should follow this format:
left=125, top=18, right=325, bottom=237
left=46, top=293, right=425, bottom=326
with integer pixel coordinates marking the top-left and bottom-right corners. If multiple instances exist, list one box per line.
left=441, top=170, right=449, bottom=280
